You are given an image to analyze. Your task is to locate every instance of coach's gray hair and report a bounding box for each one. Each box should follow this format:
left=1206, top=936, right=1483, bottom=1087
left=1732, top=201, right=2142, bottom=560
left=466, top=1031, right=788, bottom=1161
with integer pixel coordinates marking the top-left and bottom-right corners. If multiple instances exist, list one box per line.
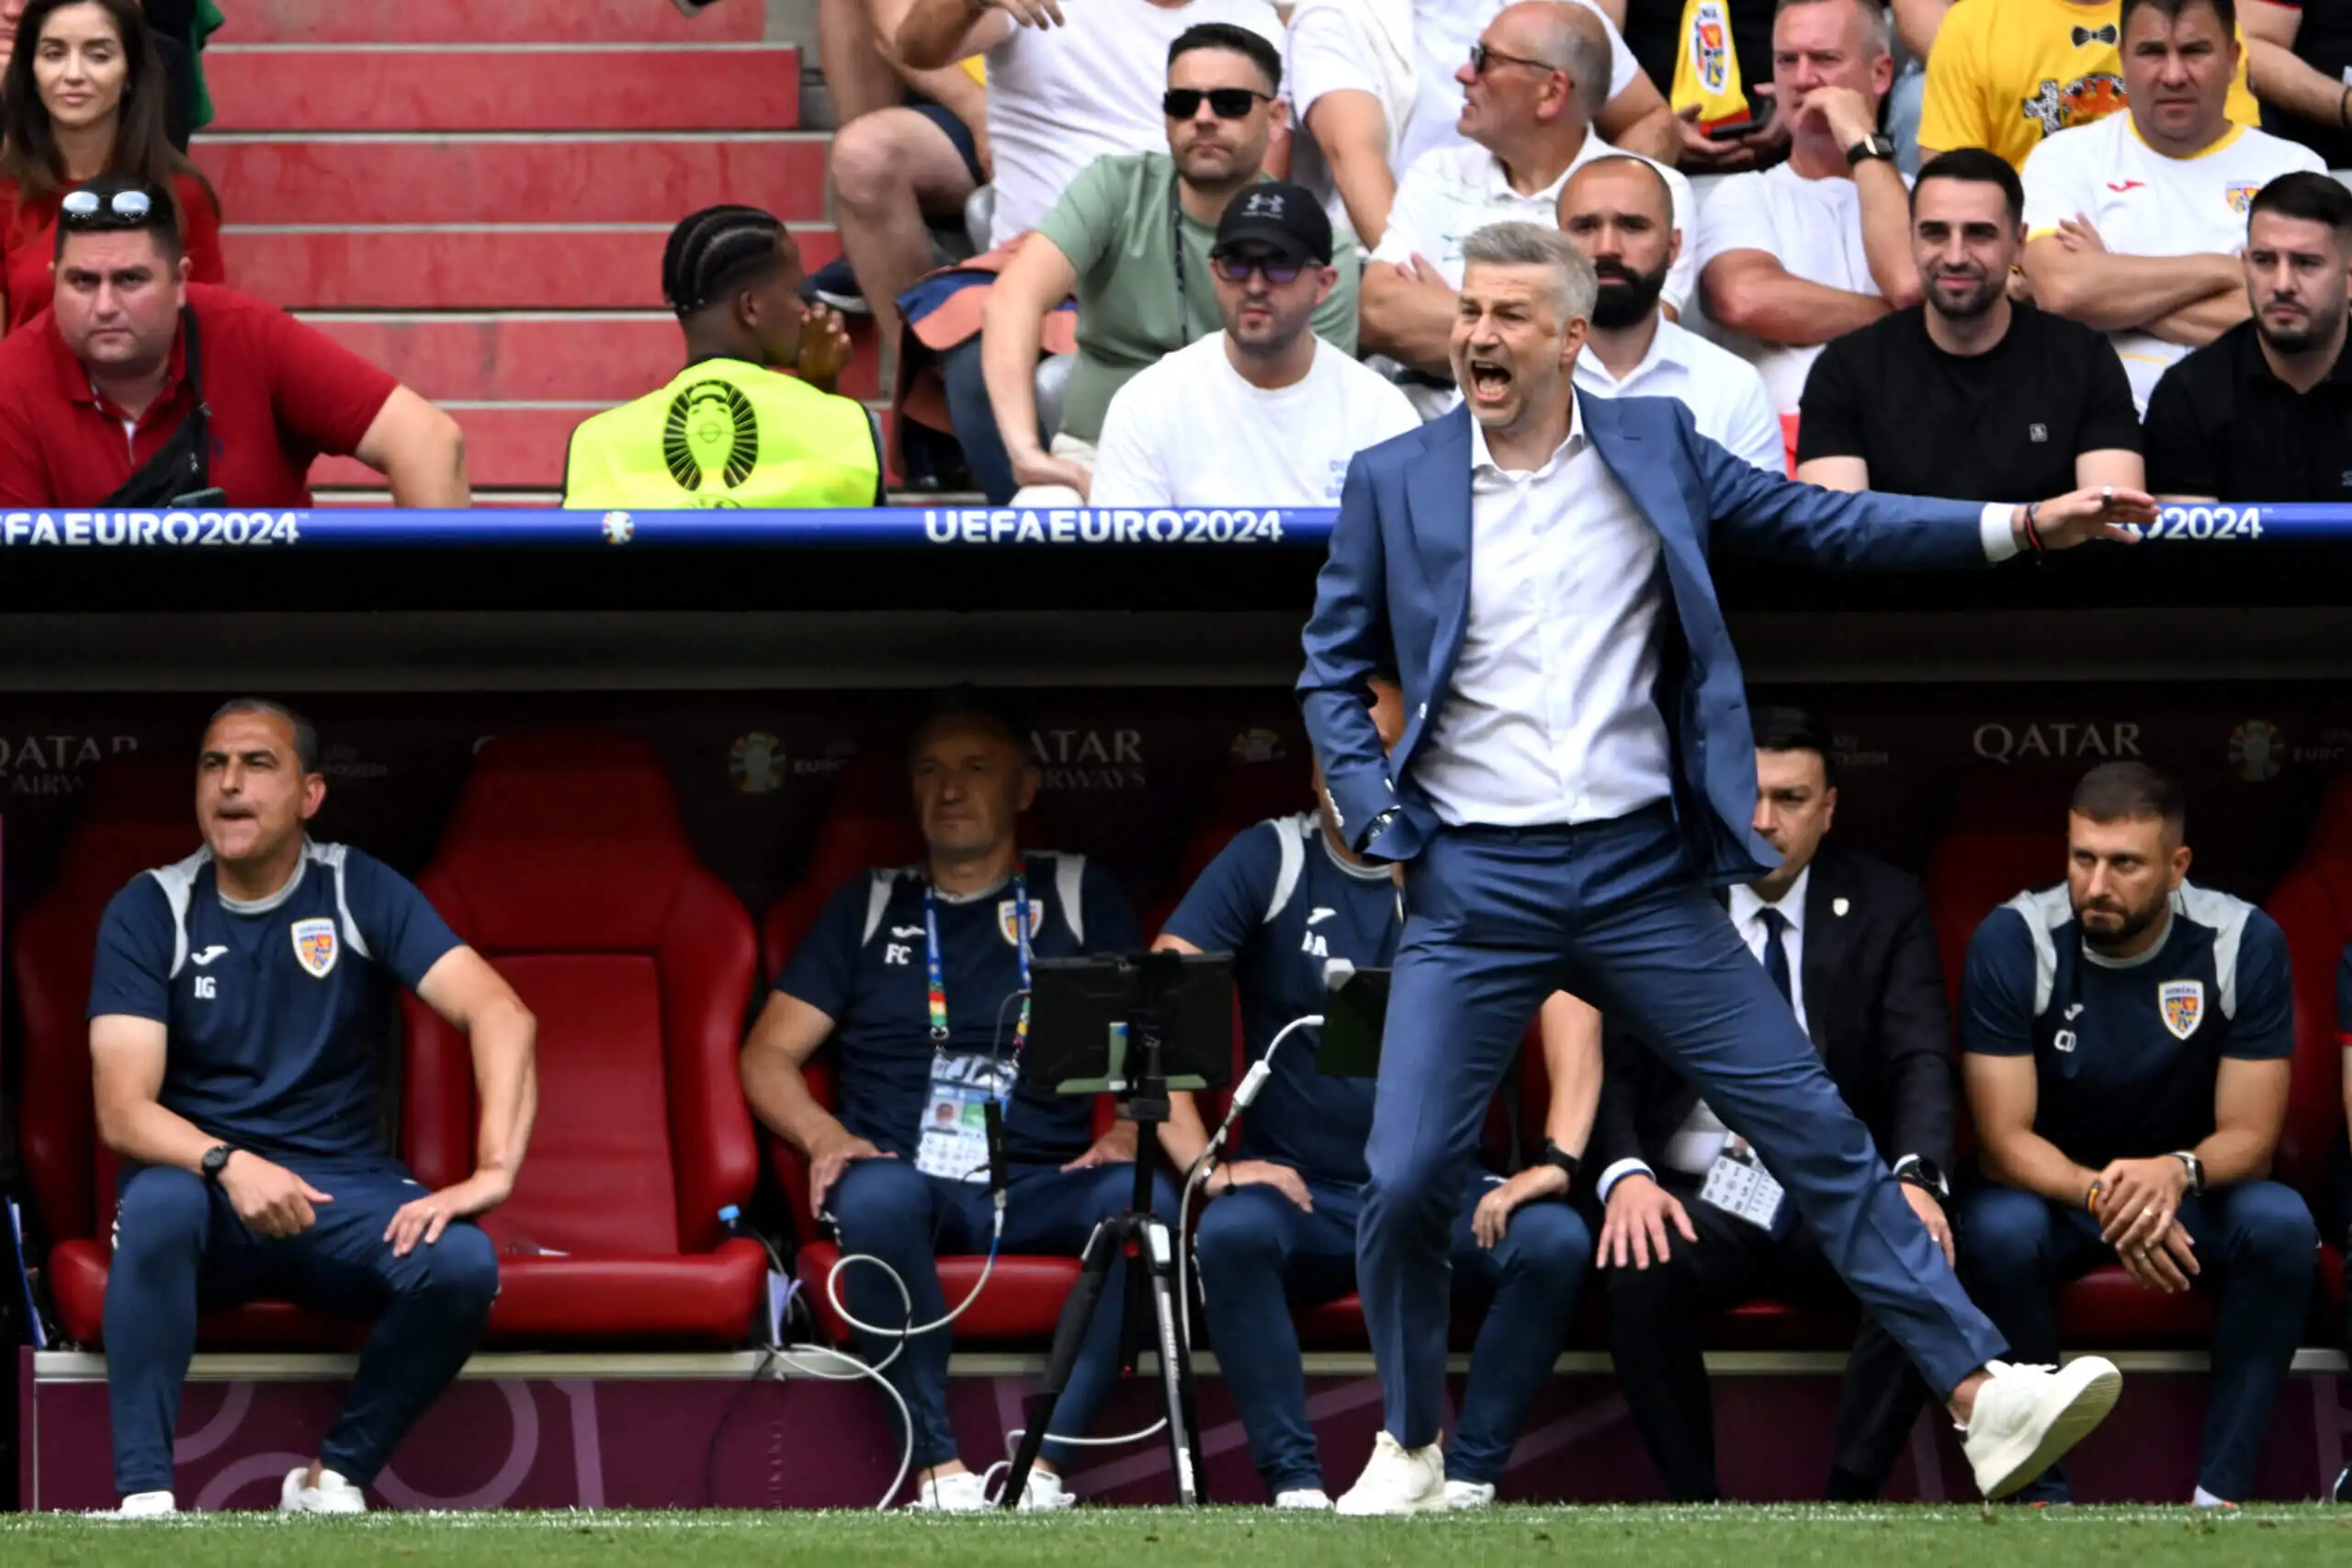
left=207, top=698, right=322, bottom=774
left=1774, top=0, right=1890, bottom=59
left=1459, top=221, right=1598, bottom=321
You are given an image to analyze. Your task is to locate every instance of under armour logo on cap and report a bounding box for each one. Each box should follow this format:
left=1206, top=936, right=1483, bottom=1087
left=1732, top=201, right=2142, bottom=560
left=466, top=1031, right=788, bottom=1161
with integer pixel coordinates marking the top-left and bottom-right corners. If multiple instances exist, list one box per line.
left=1242, top=189, right=1286, bottom=219
left=2070, top=23, right=2118, bottom=44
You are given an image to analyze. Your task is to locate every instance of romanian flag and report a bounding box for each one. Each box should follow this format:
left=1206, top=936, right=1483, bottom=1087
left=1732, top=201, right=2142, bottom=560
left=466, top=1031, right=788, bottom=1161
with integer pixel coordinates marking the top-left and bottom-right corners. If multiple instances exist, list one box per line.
left=1671, top=0, right=1752, bottom=133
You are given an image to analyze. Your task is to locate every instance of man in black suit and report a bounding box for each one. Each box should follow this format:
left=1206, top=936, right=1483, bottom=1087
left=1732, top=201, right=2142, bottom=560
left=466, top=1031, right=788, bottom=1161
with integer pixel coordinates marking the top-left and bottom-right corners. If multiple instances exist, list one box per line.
left=1586, top=706, right=1958, bottom=1502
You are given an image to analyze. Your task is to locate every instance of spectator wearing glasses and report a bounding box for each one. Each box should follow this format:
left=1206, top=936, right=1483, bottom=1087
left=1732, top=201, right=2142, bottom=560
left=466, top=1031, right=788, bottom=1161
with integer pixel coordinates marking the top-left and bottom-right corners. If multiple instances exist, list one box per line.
left=0, top=176, right=467, bottom=508
left=1558, top=153, right=1782, bottom=473
left=1362, top=1, right=1695, bottom=421
left=1796, top=149, right=2143, bottom=500
left=563, top=206, right=879, bottom=512
left=1284, top=0, right=1679, bottom=248
left=1090, top=182, right=1416, bottom=507
left=1694, top=0, right=1920, bottom=418
left=980, top=23, right=1359, bottom=505
left=0, top=0, right=220, bottom=333
left=2144, top=171, right=2352, bottom=502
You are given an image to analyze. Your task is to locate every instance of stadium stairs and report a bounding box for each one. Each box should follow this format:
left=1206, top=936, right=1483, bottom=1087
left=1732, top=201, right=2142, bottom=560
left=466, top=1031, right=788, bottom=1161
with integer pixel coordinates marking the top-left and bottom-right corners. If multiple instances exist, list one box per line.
left=195, top=0, right=887, bottom=507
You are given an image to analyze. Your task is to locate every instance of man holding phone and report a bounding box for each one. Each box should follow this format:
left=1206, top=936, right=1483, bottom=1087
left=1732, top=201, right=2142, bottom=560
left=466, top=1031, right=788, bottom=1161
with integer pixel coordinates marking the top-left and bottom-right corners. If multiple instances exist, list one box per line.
left=1694, top=0, right=1920, bottom=415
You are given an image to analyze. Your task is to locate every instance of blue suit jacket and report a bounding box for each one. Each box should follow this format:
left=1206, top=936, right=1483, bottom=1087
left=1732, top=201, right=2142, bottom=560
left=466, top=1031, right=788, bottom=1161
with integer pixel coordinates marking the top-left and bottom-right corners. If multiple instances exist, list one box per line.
left=1297, top=394, right=1996, bottom=886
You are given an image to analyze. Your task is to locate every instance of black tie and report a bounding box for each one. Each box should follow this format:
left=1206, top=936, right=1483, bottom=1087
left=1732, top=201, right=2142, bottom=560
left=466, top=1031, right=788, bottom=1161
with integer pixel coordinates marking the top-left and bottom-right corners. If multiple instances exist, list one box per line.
left=2071, top=22, right=2118, bottom=44
left=1758, top=907, right=1792, bottom=1006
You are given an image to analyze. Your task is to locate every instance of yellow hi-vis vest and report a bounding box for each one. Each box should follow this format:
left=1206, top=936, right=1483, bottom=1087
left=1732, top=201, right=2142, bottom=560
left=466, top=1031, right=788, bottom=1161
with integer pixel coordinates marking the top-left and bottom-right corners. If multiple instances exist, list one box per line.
left=1671, top=0, right=1752, bottom=135
left=562, top=357, right=883, bottom=510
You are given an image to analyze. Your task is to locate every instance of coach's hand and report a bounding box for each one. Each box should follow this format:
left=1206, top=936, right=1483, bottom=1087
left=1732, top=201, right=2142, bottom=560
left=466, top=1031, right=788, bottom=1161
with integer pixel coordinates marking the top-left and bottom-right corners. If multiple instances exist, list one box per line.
left=2014, top=485, right=2156, bottom=550
left=385, top=1169, right=514, bottom=1258
left=808, top=1125, right=892, bottom=1220
left=2117, top=1218, right=2199, bottom=1294
left=1598, top=1172, right=1697, bottom=1270
left=1062, top=1121, right=1137, bottom=1171
left=221, top=1151, right=332, bottom=1238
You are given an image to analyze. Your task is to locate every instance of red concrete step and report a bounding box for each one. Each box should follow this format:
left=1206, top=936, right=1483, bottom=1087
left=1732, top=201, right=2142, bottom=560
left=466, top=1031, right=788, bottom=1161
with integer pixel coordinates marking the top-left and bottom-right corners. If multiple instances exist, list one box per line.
left=300, top=313, right=881, bottom=404
left=207, top=46, right=799, bottom=133
left=314, top=491, right=560, bottom=507
left=310, top=397, right=893, bottom=491
left=197, top=136, right=830, bottom=225
left=232, top=0, right=766, bottom=44
left=225, top=225, right=840, bottom=310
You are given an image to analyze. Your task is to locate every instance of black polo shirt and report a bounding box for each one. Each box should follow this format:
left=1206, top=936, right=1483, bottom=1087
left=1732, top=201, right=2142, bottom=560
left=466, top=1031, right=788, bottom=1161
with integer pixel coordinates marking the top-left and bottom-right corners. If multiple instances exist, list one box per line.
left=1795, top=302, right=2143, bottom=500
left=2143, top=318, right=2352, bottom=502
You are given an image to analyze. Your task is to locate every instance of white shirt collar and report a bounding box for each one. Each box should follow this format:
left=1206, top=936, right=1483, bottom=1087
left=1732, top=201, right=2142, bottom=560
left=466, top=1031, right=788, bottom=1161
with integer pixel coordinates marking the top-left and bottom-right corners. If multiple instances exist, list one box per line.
left=1477, top=145, right=1582, bottom=206
left=1577, top=318, right=1694, bottom=392
left=1728, top=861, right=1809, bottom=936
left=1467, top=394, right=1586, bottom=479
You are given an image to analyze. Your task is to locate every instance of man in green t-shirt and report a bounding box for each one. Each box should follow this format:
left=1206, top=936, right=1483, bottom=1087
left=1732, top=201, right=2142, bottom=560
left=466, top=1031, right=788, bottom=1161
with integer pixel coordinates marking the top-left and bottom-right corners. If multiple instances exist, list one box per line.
left=980, top=19, right=1362, bottom=503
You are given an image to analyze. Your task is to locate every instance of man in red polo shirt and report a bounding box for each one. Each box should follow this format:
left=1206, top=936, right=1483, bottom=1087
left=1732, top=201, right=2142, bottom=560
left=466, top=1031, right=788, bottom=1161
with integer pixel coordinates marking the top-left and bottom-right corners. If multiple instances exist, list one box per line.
left=0, top=175, right=468, bottom=509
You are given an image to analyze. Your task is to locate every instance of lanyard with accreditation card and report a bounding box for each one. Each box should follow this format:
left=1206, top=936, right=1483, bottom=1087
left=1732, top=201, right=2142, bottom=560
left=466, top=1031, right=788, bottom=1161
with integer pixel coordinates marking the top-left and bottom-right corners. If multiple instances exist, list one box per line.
left=915, top=875, right=1031, bottom=1181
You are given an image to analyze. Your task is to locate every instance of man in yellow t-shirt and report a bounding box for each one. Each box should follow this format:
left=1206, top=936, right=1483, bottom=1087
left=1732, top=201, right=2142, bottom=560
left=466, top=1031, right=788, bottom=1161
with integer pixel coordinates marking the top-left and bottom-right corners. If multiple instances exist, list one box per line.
left=1917, top=0, right=2259, bottom=169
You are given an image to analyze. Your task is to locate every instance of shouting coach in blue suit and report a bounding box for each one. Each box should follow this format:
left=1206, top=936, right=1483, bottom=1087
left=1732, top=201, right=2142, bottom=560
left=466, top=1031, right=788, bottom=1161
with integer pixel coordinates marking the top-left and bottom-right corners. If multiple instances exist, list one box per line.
left=1301, top=220, right=2151, bottom=1515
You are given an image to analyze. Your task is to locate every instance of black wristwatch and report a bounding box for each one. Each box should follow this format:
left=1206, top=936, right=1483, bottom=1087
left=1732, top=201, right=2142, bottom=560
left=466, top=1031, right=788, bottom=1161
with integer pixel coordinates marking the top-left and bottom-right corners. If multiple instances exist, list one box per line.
left=1894, top=1155, right=1949, bottom=1201
left=1359, top=807, right=1403, bottom=860
left=200, top=1143, right=234, bottom=1185
left=1537, top=1139, right=1583, bottom=1190
left=2170, top=1149, right=2207, bottom=1196
left=1846, top=132, right=1897, bottom=166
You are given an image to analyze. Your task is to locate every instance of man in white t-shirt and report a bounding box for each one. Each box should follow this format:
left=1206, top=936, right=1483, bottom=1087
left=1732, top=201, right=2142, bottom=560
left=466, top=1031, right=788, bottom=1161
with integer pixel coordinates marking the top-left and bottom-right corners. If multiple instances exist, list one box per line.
left=1091, top=183, right=1420, bottom=506
left=2018, top=0, right=2325, bottom=411
left=1694, top=0, right=1922, bottom=415
left=1362, top=2, right=1698, bottom=420
left=1560, top=155, right=1785, bottom=472
left=1284, top=0, right=1680, bottom=247
left=851, top=0, right=1283, bottom=367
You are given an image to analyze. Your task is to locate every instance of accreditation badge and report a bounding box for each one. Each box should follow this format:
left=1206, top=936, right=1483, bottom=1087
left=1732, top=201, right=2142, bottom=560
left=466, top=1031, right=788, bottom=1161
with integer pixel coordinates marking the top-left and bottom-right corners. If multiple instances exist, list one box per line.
left=1699, top=1135, right=1788, bottom=1234
left=915, top=1053, right=1015, bottom=1181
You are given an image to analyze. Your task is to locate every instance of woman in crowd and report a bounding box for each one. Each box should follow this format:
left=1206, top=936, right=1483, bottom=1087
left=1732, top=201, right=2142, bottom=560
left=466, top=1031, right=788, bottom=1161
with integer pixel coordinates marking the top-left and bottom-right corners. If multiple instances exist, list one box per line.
left=0, top=0, right=220, bottom=332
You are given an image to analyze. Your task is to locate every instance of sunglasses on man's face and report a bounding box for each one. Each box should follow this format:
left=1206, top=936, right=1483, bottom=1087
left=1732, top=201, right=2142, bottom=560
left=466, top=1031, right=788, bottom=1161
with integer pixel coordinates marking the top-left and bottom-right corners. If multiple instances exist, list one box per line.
left=1212, top=252, right=1306, bottom=285
left=1162, top=86, right=1272, bottom=120
left=59, top=187, right=153, bottom=230
left=1468, top=42, right=1565, bottom=76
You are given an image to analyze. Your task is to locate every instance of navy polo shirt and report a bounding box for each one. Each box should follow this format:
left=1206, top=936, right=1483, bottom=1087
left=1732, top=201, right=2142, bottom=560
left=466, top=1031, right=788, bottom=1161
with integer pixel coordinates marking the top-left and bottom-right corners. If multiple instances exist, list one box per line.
left=1962, top=882, right=2293, bottom=1168
left=87, top=841, right=463, bottom=1162
left=778, top=852, right=1138, bottom=1168
left=1161, top=812, right=1397, bottom=1185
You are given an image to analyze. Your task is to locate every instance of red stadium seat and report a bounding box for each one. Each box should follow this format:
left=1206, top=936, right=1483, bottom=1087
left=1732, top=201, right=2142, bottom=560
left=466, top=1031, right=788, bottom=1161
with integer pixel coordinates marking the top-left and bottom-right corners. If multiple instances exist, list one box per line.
left=760, top=748, right=922, bottom=984
left=2261, top=775, right=2352, bottom=1323
left=401, top=732, right=766, bottom=1344
left=1143, top=750, right=1314, bottom=939
left=1923, top=821, right=2068, bottom=1018
left=1779, top=412, right=1799, bottom=479
left=15, top=757, right=359, bottom=1347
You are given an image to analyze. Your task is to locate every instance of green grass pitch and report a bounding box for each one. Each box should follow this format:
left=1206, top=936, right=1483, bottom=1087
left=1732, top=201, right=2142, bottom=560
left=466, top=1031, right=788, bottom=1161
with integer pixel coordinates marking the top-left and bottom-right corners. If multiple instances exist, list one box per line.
left=5, top=1506, right=2350, bottom=1567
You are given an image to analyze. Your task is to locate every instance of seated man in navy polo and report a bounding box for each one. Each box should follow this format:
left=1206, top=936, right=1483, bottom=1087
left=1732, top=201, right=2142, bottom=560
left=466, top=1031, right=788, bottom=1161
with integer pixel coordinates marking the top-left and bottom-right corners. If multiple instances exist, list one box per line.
left=1958, top=761, right=2314, bottom=1508
left=1156, top=679, right=1595, bottom=1510
left=740, top=694, right=1158, bottom=1512
left=89, top=699, right=537, bottom=1517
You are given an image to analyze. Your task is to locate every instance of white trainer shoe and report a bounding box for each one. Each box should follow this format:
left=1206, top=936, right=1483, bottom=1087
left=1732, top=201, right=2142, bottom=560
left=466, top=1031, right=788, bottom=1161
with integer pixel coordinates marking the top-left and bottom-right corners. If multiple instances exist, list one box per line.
left=1961, top=1358, right=2122, bottom=1500
left=1015, top=1469, right=1076, bottom=1511
left=1444, top=1480, right=1497, bottom=1508
left=113, top=1490, right=177, bottom=1517
left=278, top=1466, right=367, bottom=1514
left=906, top=1470, right=992, bottom=1511
left=1273, top=1487, right=1333, bottom=1509
left=1335, top=1431, right=1448, bottom=1516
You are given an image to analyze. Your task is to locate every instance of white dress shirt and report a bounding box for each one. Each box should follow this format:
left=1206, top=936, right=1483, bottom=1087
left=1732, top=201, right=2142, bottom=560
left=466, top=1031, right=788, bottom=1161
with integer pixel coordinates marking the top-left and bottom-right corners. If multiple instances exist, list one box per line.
left=1573, top=318, right=1786, bottom=476
left=1726, top=863, right=1809, bottom=1037
left=1416, top=398, right=1675, bottom=829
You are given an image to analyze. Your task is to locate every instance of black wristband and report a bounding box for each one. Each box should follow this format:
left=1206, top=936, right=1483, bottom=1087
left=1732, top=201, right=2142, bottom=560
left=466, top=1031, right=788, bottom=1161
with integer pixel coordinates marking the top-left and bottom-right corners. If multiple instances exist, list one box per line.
left=1538, top=1139, right=1582, bottom=1189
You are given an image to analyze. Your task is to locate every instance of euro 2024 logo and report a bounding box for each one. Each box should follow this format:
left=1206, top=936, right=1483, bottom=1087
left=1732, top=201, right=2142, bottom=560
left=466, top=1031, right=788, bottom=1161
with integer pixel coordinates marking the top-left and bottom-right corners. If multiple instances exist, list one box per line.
left=2228, top=720, right=2281, bottom=783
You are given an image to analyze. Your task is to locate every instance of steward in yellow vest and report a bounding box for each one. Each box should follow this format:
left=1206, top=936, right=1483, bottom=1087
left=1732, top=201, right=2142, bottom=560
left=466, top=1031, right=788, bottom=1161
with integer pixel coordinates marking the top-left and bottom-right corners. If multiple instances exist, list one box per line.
left=564, top=206, right=882, bottom=510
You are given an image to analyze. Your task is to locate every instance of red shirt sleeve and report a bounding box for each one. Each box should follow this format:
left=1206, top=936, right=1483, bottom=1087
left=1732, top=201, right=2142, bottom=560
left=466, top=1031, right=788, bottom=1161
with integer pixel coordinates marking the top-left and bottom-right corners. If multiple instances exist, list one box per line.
left=258, top=304, right=400, bottom=459
left=0, top=342, right=58, bottom=507
left=176, top=175, right=227, bottom=286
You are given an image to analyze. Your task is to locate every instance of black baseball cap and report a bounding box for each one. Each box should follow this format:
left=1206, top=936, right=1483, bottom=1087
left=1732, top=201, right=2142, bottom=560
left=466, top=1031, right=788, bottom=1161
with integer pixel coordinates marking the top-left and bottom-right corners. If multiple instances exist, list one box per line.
left=1212, top=182, right=1332, bottom=267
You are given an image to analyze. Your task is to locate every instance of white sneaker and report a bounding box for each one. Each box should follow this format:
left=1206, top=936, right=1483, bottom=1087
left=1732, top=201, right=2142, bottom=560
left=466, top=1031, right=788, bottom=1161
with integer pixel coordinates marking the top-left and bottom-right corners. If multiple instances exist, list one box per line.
left=1273, top=1487, right=1333, bottom=1509
left=112, top=1490, right=176, bottom=1517
left=1016, top=1469, right=1076, bottom=1512
left=1444, top=1480, right=1496, bottom=1508
left=905, top=1470, right=991, bottom=1512
left=278, top=1466, right=368, bottom=1515
left=1961, top=1358, right=2122, bottom=1500
left=1335, top=1431, right=1448, bottom=1516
